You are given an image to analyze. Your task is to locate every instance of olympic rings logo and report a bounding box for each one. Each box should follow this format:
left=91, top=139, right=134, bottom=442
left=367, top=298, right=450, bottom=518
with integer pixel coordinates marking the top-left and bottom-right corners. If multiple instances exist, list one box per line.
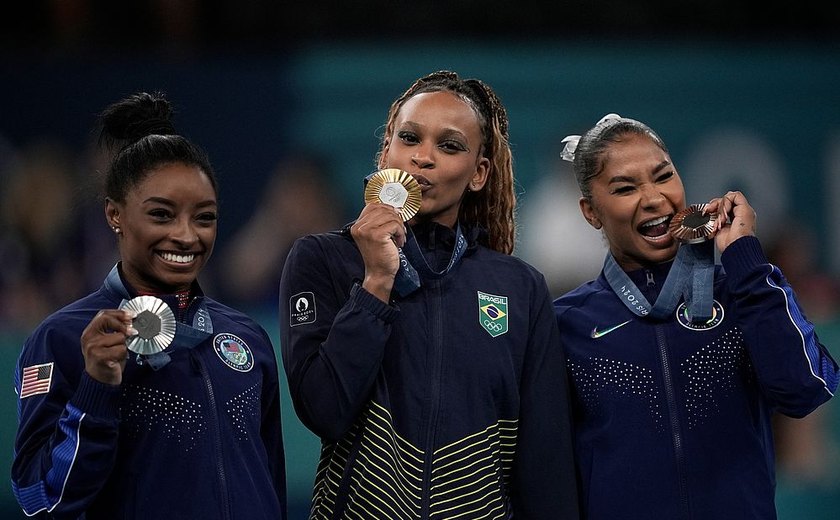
left=483, top=319, right=504, bottom=332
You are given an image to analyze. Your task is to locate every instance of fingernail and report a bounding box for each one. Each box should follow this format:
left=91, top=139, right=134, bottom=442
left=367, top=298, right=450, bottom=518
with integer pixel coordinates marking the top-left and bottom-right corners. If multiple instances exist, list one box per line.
left=127, top=327, right=139, bottom=336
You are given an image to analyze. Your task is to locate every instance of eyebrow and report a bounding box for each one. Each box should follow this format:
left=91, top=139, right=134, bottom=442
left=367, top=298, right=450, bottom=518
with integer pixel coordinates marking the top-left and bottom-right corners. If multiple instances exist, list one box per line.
left=400, top=121, right=469, bottom=141
left=652, top=160, right=672, bottom=173
left=607, top=160, right=672, bottom=184
left=143, top=196, right=217, bottom=208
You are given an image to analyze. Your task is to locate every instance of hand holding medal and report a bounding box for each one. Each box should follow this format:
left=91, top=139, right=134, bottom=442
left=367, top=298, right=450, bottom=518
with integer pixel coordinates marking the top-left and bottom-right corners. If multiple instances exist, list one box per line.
left=701, top=191, right=757, bottom=252
left=354, top=169, right=425, bottom=301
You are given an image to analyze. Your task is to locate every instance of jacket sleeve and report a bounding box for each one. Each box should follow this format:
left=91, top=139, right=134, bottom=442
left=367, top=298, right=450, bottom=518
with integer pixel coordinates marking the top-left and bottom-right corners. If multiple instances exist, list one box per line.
left=278, top=234, right=399, bottom=441
left=722, top=236, right=839, bottom=417
left=511, top=273, right=581, bottom=519
left=11, top=324, right=121, bottom=519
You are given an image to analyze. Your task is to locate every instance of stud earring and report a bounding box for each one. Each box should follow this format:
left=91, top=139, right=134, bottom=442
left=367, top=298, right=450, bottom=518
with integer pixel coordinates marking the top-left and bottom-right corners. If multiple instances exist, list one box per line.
left=112, top=226, right=121, bottom=234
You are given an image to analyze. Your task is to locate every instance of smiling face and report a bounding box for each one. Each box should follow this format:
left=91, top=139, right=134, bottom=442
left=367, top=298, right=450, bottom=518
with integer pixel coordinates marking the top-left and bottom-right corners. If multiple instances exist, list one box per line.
left=106, top=162, right=218, bottom=293
left=379, top=90, right=490, bottom=228
left=580, top=133, right=686, bottom=271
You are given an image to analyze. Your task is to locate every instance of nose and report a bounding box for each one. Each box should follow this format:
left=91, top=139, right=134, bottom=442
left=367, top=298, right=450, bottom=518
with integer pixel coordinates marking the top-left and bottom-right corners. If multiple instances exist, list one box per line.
left=639, top=184, right=666, bottom=209
left=170, top=217, right=199, bottom=247
left=411, top=144, right=434, bottom=169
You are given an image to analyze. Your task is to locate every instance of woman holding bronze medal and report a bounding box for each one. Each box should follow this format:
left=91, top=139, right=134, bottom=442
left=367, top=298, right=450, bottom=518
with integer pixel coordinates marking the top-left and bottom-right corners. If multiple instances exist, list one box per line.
left=553, top=114, right=839, bottom=519
left=279, top=71, right=579, bottom=519
left=12, top=92, right=287, bottom=519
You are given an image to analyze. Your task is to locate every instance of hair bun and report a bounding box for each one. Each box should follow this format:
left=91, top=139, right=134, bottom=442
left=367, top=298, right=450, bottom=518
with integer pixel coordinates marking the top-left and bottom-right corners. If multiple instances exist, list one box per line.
left=99, top=91, right=176, bottom=147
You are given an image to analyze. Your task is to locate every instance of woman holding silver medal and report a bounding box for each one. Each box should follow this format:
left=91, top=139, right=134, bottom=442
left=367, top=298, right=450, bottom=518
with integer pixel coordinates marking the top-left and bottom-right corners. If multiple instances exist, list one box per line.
left=11, top=92, right=287, bottom=519
left=279, top=70, right=579, bottom=519
left=553, top=114, right=839, bottom=519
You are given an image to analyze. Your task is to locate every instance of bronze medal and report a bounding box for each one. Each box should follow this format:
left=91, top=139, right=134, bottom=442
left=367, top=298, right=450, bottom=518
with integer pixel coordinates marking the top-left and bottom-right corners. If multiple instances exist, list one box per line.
left=119, top=296, right=176, bottom=355
left=364, top=168, right=422, bottom=222
left=669, top=203, right=717, bottom=244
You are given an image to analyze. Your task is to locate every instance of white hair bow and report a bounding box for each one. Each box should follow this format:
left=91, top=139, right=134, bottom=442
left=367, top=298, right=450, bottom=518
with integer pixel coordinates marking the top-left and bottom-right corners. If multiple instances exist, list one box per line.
left=560, top=113, right=623, bottom=162
left=559, top=135, right=580, bottom=162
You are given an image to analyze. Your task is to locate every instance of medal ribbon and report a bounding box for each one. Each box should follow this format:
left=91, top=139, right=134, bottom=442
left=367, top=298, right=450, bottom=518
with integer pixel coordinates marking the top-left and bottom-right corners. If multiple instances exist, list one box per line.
left=603, top=239, right=714, bottom=322
left=392, top=223, right=467, bottom=297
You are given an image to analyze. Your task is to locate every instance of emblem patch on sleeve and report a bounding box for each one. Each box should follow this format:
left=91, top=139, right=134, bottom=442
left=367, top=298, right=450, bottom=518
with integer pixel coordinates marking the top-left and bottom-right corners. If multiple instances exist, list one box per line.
left=478, top=291, right=509, bottom=338
left=20, top=362, right=54, bottom=399
left=290, top=291, right=317, bottom=327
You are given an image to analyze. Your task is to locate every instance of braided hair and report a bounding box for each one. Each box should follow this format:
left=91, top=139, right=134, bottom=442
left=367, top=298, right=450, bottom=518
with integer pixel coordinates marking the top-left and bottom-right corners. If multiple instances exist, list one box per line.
left=377, top=71, right=516, bottom=255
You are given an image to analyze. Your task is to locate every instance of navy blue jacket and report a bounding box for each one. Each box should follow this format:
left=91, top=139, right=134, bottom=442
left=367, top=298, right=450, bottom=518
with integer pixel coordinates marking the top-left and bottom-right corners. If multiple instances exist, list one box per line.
left=279, top=222, right=579, bottom=519
left=12, top=264, right=287, bottom=519
left=554, top=236, right=838, bottom=519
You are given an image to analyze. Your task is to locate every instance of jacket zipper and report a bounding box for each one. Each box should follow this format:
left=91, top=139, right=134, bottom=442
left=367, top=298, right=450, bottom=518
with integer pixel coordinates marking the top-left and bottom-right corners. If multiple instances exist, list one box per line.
left=195, top=353, right=232, bottom=520
left=421, top=279, right=444, bottom=518
left=655, top=326, right=690, bottom=518
left=648, top=270, right=690, bottom=518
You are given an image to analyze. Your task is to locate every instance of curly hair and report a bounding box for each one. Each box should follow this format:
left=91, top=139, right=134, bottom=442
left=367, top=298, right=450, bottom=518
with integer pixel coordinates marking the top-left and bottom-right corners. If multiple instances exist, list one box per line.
left=376, top=71, right=516, bottom=255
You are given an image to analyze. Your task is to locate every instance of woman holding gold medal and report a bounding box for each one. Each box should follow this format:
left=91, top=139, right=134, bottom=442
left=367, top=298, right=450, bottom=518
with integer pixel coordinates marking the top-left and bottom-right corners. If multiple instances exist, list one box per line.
left=553, top=114, right=839, bottom=519
left=279, top=71, right=579, bottom=519
left=11, top=92, right=287, bottom=519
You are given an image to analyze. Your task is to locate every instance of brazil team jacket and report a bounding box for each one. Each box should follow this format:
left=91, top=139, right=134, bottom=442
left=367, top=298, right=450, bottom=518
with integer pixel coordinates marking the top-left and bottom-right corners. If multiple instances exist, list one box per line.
left=279, top=222, right=579, bottom=519
left=12, top=264, right=287, bottom=519
left=554, top=236, right=838, bottom=519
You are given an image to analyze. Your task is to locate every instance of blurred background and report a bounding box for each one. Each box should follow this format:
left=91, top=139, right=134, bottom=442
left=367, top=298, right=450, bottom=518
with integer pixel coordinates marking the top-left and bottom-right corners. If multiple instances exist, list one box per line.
left=1, top=1, right=839, bottom=518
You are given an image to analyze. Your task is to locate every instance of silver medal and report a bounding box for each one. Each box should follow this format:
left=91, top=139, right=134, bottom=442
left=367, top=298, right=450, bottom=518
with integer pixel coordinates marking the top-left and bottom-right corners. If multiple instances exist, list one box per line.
left=119, top=296, right=176, bottom=355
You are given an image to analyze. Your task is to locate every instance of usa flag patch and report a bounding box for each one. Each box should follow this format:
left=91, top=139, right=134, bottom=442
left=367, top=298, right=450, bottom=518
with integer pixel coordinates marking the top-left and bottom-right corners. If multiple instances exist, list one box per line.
left=20, top=362, right=54, bottom=399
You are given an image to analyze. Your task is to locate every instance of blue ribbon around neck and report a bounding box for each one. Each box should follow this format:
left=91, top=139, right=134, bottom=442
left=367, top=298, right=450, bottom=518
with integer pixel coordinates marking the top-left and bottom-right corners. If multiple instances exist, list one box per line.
left=603, top=240, right=714, bottom=323
left=392, top=223, right=467, bottom=297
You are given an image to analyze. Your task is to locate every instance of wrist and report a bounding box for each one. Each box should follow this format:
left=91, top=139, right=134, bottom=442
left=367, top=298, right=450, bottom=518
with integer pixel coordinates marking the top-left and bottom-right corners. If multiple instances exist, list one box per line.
left=362, top=273, right=395, bottom=303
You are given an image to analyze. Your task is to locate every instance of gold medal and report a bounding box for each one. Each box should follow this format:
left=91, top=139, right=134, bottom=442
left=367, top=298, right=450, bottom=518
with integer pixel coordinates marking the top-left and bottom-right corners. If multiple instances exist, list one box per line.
left=669, top=203, right=717, bottom=244
left=363, top=168, right=422, bottom=222
left=119, top=296, right=176, bottom=355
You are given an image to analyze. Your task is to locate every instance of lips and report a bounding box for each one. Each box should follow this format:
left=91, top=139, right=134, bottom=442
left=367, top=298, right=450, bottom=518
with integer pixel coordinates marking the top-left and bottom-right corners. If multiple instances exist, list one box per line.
left=410, top=174, right=432, bottom=192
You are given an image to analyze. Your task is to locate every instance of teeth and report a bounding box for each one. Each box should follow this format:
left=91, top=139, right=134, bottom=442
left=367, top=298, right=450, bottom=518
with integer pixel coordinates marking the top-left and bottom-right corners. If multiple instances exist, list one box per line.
left=641, top=215, right=669, bottom=228
left=161, top=252, right=195, bottom=263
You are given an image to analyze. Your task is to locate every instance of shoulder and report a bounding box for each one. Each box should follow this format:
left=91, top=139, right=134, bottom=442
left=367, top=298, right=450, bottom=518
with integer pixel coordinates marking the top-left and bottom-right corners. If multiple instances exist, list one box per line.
left=22, top=291, right=111, bottom=360
left=34, top=290, right=113, bottom=334
left=477, top=247, right=550, bottom=284
left=295, top=228, right=354, bottom=250
left=288, top=228, right=357, bottom=263
left=553, top=277, right=606, bottom=318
